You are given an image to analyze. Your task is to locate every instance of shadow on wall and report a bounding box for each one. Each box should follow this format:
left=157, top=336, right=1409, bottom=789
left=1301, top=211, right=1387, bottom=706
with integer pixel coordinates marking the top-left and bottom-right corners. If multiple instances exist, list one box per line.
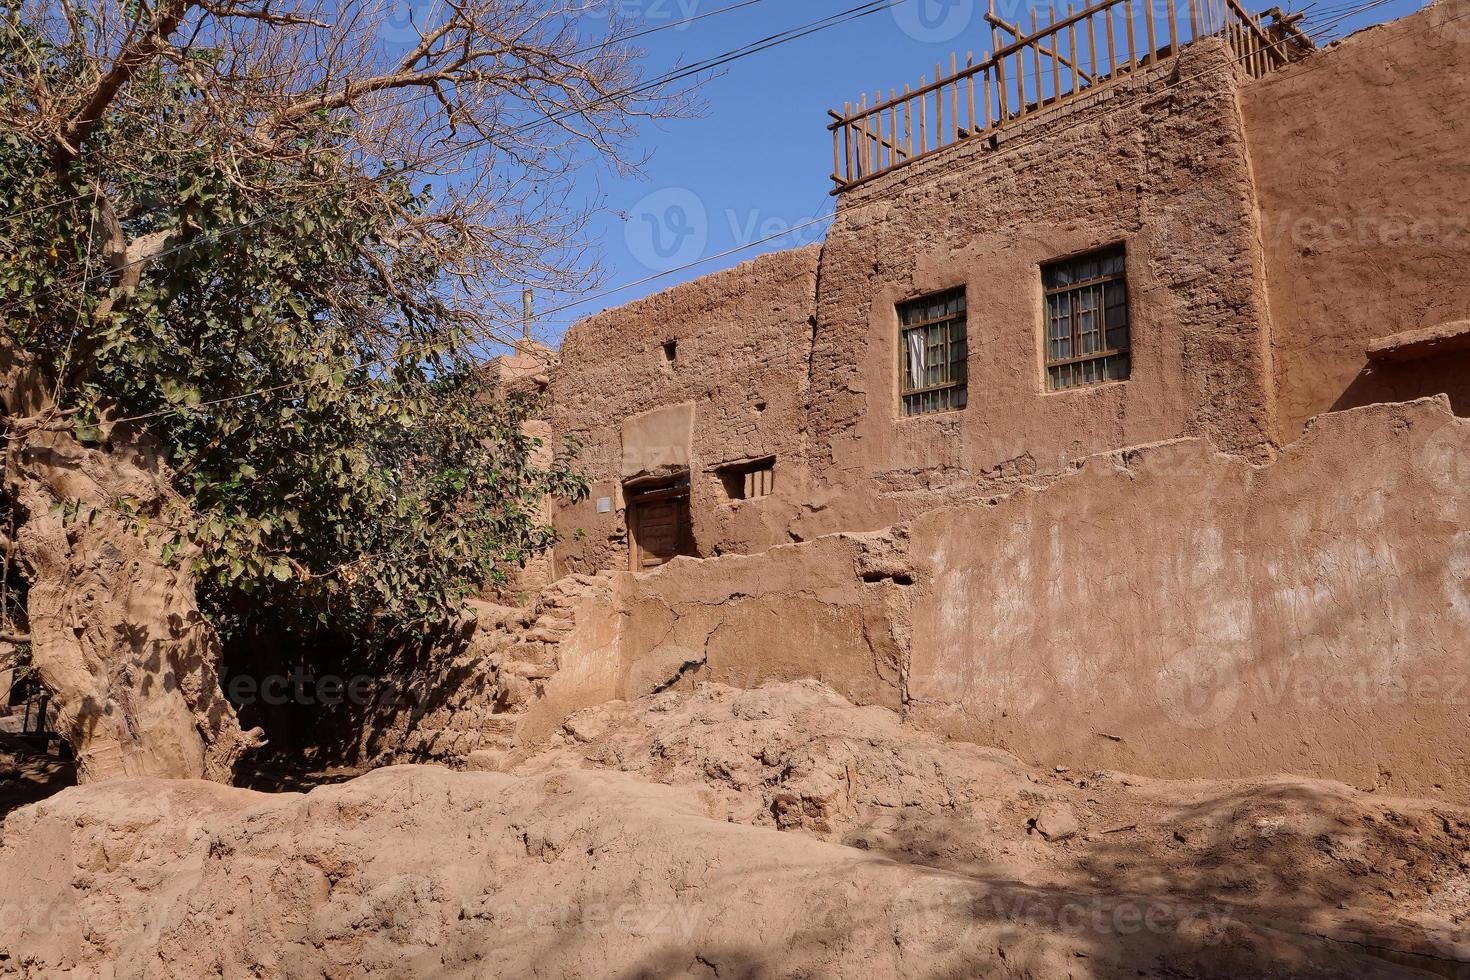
left=1332, top=350, right=1470, bottom=420
left=218, top=620, right=483, bottom=777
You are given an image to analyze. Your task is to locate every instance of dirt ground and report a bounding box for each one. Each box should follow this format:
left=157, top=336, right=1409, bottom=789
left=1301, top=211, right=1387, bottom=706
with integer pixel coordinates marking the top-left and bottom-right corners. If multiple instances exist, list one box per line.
left=1, top=681, right=1468, bottom=978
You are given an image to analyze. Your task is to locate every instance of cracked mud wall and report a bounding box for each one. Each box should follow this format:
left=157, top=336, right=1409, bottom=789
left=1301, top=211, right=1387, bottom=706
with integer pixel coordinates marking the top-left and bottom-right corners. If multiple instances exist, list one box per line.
left=800, top=40, right=1279, bottom=540
left=549, top=247, right=821, bottom=574
left=548, top=42, right=1291, bottom=575
left=906, top=396, right=1470, bottom=802
left=602, top=531, right=913, bottom=711
left=1244, top=0, right=1470, bottom=441
left=603, top=398, right=1470, bottom=804
left=343, top=399, right=1469, bottom=804
left=544, top=10, right=1469, bottom=578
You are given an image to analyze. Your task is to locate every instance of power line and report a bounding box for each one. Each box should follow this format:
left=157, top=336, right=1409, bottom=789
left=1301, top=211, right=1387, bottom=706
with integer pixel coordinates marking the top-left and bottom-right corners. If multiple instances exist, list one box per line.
left=112, top=0, right=1418, bottom=424
left=547, top=0, right=1410, bottom=318
left=38, top=0, right=1448, bottom=427
left=2, top=0, right=906, bottom=291
left=0, top=0, right=782, bottom=223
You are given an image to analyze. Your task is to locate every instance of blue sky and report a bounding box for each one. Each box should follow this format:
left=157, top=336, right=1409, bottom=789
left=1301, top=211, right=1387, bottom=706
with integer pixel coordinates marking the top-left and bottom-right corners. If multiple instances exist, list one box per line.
left=536, top=0, right=1425, bottom=341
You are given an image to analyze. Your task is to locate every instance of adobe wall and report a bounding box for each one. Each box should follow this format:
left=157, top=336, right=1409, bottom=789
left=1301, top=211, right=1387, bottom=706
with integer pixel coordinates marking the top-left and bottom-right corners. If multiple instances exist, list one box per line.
left=344, top=398, right=1469, bottom=802
left=602, top=397, right=1470, bottom=803
left=1243, top=0, right=1470, bottom=441
left=601, top=531, right=910, bottom=711
left=799, top=40, right=1278, bottom=539
left=549, top=246, right=819, bottom=574
left=904, top=396, right=1470, bottom=800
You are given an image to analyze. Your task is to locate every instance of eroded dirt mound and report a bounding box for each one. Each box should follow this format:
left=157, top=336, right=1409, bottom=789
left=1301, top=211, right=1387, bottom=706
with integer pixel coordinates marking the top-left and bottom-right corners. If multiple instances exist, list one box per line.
left=1, top=682, right=1467, bottom=978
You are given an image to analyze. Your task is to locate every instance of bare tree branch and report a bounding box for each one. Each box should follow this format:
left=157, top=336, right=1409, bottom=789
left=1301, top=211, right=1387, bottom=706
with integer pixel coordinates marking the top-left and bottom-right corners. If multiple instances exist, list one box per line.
left=56, top=0, right=199, bottom=162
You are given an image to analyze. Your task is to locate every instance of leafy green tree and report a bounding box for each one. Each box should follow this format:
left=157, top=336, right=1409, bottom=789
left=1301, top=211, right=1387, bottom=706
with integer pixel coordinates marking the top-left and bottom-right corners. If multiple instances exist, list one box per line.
left=0, top=0, right=676, bottom=781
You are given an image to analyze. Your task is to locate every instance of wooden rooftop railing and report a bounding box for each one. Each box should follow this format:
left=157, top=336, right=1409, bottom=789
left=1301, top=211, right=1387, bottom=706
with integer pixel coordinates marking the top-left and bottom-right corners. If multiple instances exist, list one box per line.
left=829, top=0, right=1310, bottom=192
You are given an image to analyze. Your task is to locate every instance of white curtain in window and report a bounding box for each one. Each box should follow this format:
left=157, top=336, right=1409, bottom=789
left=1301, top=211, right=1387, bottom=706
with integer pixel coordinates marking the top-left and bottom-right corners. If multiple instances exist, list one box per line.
left=906, top=330, right=927, bottom=391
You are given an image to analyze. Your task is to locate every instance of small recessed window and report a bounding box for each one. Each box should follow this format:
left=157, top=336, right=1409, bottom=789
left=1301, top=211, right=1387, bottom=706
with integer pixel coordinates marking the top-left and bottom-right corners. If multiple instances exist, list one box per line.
left=1043, top=245, right=1130, bottom=391
left=662, top=339, right=678, bottom=365
left=898, top=288, right=967, bottom=416
left=717, top=458, right=775, bottom=500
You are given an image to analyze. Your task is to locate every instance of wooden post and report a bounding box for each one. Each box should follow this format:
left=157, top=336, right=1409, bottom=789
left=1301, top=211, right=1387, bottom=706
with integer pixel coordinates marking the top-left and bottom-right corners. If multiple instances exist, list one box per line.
left=1124, top=1, right=1138, bottom=70
left=918, top=76, right=928, bottom=153
left=1048, top=10, right=1061, bottom=100
left=873, top=91, right=883, bottom=171
left=1087, top=11, right=1099, bottom=82
left=1188, top=0, right=1200, bottom=42
left=935, top=64, right=944, bottom=147
left=1068, top=5, right=1080, bottom=94
left=890, top=88, right=899, bottom=161
left=990, top=0, right=1009, bottom=120
left=1106, top=5, right=1118, bottom=74
left=832, top=114, right=841, bottom=184
left=843, top=101, right=853, bottom=184
left=1015, top=45, right=1028, bottom=115
left=1144, top=0, right=1158, bottom=63
left=984, top=52, right=994, bottom=129
left=1031, top=10, right=1044, bottom=104
left=903, top=85, right=913, bottom=156
left=872, top=96, right=883, bottom=170
left=951, top=53, right=960, bottom=142
left=1167, top=0, right=1179, bottom=53
left=966, top=52, right=977, bottom=134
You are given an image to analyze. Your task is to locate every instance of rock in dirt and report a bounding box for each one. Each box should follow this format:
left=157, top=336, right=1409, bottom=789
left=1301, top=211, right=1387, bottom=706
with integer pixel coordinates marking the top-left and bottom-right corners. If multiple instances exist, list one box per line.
left=1034, top=804, right=1080, bottom=842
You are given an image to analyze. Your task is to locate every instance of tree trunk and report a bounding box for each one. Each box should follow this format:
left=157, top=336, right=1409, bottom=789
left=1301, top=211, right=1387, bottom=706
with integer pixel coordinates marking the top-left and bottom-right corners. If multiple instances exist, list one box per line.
left=1, top=339, right=262, bottom=783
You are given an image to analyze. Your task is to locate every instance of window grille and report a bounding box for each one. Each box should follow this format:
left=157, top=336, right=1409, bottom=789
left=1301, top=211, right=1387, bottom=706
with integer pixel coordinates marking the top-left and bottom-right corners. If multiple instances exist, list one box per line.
left=1044, top=245, right=1130, bottom=391
left=899, top=288, right=968, bottom=416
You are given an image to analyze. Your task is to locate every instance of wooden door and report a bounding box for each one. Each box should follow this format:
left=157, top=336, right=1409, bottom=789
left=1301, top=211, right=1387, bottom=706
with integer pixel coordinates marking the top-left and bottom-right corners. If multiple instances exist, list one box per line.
left=628, top=485, right=692, bottom=570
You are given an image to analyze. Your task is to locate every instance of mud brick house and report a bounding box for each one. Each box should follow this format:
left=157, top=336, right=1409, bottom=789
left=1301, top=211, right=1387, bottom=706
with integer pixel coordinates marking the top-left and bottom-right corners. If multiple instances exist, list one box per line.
left=541, top=0, right=1470, bottom=575
left=433, top=0, right=1470, bottom=802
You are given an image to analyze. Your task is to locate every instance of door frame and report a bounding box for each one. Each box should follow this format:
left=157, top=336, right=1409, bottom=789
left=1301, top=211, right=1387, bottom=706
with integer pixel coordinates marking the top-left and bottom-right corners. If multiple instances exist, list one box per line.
left=625, top=477, right=692, bottom=572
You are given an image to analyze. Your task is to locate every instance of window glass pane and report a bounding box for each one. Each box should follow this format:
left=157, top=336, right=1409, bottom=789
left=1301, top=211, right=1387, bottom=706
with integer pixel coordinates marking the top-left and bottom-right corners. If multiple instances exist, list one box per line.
left=1043, top=245, right=1129, bottom=390
left=1079, top=285, right=1100, bottom=354
left=896, top=288, right=967, bottom=414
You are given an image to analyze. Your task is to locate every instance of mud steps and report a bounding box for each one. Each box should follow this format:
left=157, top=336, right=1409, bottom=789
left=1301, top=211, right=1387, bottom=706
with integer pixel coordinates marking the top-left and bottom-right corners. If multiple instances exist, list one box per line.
left=451, top=572, right=614, bottom=770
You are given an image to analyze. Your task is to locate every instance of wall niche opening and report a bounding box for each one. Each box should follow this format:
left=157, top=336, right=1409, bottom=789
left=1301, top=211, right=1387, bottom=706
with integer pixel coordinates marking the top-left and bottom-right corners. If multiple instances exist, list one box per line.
left=717, top=457, right=776, bottom=500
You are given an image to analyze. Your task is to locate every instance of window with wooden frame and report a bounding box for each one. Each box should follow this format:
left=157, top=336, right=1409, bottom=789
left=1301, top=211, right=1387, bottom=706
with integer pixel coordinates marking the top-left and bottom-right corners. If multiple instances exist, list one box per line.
left=898, top=287, right=968, bottom=417
left=1043, top=245, right=1130, bottom=391
left=717, top=457, right=775, bottom=500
